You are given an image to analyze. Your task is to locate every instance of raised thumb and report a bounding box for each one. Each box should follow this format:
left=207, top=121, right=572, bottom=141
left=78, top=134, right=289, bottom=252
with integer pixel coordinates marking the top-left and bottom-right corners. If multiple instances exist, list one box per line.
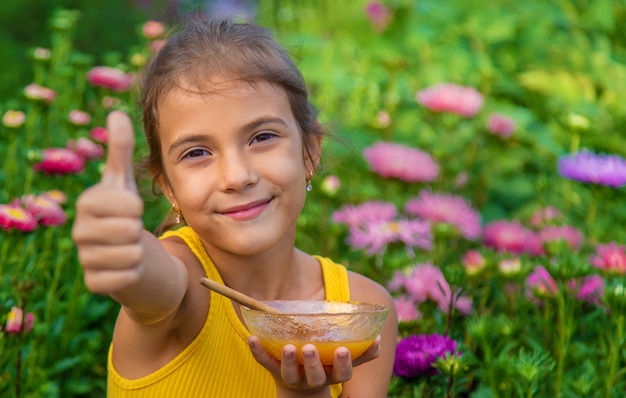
left=101, top=110, right=137, bottom=192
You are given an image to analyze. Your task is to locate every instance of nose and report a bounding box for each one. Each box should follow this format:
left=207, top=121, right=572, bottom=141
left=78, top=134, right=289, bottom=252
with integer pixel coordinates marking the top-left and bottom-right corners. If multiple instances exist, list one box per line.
left=216, top=149, right=257, bottom=192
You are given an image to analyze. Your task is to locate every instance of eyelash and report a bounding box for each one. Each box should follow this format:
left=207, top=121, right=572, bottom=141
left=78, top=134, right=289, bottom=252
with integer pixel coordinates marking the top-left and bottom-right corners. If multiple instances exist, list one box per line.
left=180, top=131, right=277, bottom=160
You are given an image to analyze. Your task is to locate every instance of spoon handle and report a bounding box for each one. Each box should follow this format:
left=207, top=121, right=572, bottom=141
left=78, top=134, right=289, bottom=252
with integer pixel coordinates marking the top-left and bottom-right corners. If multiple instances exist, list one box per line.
left=200, top=277, right=281, bottom=314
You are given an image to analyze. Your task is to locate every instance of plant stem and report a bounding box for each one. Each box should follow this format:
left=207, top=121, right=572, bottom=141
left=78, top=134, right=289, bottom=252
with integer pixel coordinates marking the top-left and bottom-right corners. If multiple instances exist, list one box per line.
left=604, top=315, right=624, bottom=398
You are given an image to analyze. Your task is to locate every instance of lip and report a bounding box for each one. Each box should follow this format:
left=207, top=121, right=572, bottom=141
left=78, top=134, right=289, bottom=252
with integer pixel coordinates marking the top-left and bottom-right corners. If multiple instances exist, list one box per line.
left=218, top=198, right=272, bottom=221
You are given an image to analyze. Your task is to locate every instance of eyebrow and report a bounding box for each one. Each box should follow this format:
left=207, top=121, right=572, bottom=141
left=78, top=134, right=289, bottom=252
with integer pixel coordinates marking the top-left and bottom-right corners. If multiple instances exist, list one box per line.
left=167, top=116, right=290, bottom=156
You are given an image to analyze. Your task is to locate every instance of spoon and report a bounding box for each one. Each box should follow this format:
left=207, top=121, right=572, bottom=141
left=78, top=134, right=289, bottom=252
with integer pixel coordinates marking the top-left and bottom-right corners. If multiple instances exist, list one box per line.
left=200, top=277, right=281, bottom=314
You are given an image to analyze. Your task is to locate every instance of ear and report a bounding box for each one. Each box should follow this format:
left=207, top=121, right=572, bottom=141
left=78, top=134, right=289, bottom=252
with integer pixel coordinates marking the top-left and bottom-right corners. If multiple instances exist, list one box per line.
left=156, top=172, right=177, bottom=205
left=304, top=133, right=323, bottom=173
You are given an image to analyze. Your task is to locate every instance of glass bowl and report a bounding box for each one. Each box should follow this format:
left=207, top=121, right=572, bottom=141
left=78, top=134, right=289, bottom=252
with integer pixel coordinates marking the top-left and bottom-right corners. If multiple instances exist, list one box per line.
left=241, top=300, right=389, bottom=365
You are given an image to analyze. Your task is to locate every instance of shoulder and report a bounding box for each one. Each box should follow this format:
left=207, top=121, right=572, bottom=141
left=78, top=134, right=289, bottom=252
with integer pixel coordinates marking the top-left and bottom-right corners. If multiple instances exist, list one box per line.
left=347, top=270, right=395, bottom=307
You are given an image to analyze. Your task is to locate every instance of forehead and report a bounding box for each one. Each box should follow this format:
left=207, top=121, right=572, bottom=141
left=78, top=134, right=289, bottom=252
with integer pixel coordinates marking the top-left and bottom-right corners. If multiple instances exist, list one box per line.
left=156, top=78, right=299, bottom=142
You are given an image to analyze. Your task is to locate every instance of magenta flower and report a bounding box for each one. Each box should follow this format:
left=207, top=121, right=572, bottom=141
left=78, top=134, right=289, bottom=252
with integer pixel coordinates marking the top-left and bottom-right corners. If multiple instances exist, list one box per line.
left=498, top=257, right=521, bottom=277
left=86, top=66, right=134, bottom=92
left=525, top=266, right=559, bottom=298
left=568, top=275, right=605, bottom=305
left=393, top=333, right=459, bottom=378
left=332, top=201, right=397, bottom=229
left=405, top=190, right=481, bottom=240
left=590, top=242, right=626, bottom=274
left=346, top=218, right=432, bottom=256
left=363, top=141, right=439, bottom=183
left=558, top=150, right=626, bottom=188
left=23, top=83, right=56, bottom=103
left=538, top=225, right=583, bottom=252
left=0, top=204, right=37, bottom=231
left=33, top=148, right=85, bottom=174
left=5, top=307, right=35, bottom=334
left=67, top=137, right=104, bottom=160
left=416, top=83, right=484, bottom=117
left=487, top=113, right=516, bottom=138
left=390, top=263, right=472, bottom=314
left=365, top=1, right=392, bottom=33
left=89, top=126, right=109, bottom=143
left=483, top=220, right=542, bottom=255
left=394, top=296, right=422, bottom=323
left=22, top=194, right=67, bottom=227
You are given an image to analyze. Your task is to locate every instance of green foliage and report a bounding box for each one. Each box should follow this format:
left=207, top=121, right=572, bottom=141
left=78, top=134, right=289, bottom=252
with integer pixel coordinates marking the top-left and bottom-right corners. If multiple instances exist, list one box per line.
left=2, top=0, right=626, bottom=397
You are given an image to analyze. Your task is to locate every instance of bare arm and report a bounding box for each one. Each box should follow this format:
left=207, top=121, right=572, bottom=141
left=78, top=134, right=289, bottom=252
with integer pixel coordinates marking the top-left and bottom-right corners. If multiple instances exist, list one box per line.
left=72, top=111, right=188, bottom=325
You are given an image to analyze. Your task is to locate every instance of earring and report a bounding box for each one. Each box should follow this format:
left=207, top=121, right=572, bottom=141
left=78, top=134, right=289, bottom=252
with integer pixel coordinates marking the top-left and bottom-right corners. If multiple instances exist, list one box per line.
left=306, top=169, right=313, bottom=192
left=172, top=203, right=183, bottom=224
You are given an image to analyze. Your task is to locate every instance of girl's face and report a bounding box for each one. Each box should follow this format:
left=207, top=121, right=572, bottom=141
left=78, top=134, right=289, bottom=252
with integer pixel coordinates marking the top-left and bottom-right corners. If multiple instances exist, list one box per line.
left=157, top=79, right=319, bottom=256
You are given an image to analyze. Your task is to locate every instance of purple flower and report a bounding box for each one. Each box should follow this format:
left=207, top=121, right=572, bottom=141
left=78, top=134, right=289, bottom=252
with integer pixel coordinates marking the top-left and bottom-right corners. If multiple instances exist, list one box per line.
left=558, top=150, right=626, bottom=188
left=393, top=333, right=459, bottom=378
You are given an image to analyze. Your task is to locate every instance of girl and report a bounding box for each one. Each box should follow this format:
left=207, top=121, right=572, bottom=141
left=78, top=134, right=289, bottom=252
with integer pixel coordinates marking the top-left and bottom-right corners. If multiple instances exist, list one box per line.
left=72, top=17, right=397, bottom=397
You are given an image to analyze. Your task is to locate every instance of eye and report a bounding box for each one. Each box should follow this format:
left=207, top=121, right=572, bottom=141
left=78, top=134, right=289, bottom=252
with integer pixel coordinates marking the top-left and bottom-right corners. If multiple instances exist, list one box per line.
left=251, top=132, right=276, bottom=144
left=182, top=148, right=210, bottom=159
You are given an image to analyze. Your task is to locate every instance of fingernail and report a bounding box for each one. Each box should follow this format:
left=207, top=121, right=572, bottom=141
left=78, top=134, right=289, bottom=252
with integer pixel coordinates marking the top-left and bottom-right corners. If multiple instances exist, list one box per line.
left=249, top=340, right=255, bottom=349
left=338, top=350, right=349, bottom=359
left=284, top=350, right=294, bottom=359
left=303, top=350, right=314, bottom=358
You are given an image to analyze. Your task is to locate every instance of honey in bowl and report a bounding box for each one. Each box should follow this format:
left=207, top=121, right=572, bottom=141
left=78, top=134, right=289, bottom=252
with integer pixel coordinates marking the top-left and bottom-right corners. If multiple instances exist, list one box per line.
left=241, top=300, right=389, bottom=365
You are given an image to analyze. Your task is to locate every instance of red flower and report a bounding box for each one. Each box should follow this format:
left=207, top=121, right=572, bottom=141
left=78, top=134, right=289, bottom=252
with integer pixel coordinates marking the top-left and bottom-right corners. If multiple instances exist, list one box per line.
left=33, top=148, right=85, bottom=175
left=22, top=194, right=67, bottom=227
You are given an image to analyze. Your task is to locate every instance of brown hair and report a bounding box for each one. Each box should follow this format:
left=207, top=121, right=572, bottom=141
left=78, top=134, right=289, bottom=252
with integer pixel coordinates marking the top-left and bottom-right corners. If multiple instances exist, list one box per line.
left=137, top=18, right=324, bottom=234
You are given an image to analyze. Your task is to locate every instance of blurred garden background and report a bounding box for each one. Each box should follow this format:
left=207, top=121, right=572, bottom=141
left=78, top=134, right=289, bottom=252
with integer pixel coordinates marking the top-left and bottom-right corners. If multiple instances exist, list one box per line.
left=2, top=0, right=626, bottom=396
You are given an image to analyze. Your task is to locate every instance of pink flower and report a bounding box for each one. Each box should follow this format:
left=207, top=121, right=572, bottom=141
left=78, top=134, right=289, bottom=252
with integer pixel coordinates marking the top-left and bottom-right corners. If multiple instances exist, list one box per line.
left=332, top=201, right=397, bottom=229
left=102, top=96, right=122, bottom=109
left=568, top=275, right=604, bottom=305
left=416, top=83, right=484, bottom=117
left=498, top=257, right=521, bottom=277
left=390, top=264, right=472, bottom=315
left=375, top=110, right=391, bottom=128
left=22, top=194, right=67, bottom=227
left=487, top=113, right=516, bottom=137
left=33, top=148, right=85, bottom=175
left=5, top=307, right=35, bottom=334
left=363, top=141, right=439, bottom=183
left=42, top=190, right=67, bottom=204
left=590, top=242, right=626, bottom=274
left=23, top=83, right=56, bottom=103
left=483, top=220, right=541, bottom=255
left=142, top=20, right=166, bottom=39
left=86, top=66, right=134, bottom=92
left=0, top=204, right=37, bottom=231
left=150, top=39, right=166, bottom=53
left=539, top=225, right=584, bottom=252
left=462, top=250, right=486, bottom=276
left=347, top=218, right=432, bottom=256
left=365, top=1, right=392, bottom=33
left=394, top=296, right=422, bottom=322
left=530, top=206, right=563, bottom=228
left=321, top=175, right=341, bottom=196
left=67, top=137, right=104, bottom=160
left=67, top=109, right=90, bottom=126
left=525, top=266, right=559, bottom=298
left=2, top=110, right=26, bottom=128
left=405, top=190, right=481, bottom=240
left=90, top=126, right=109, bottom=143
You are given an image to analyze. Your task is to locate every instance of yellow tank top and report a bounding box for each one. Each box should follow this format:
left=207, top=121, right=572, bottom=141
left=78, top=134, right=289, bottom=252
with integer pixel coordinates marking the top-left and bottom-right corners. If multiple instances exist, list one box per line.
left=107, top=226, right=348, bottom=397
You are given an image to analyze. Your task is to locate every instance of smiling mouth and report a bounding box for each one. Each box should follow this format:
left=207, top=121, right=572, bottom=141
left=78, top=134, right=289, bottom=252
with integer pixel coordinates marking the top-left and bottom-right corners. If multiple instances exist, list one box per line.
left=219, top=198, right=272, bottom=221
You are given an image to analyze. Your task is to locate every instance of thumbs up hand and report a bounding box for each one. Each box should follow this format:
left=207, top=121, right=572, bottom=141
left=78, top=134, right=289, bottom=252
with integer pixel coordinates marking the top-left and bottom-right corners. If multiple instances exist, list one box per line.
left=72, top=111, right=146, bottom=295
